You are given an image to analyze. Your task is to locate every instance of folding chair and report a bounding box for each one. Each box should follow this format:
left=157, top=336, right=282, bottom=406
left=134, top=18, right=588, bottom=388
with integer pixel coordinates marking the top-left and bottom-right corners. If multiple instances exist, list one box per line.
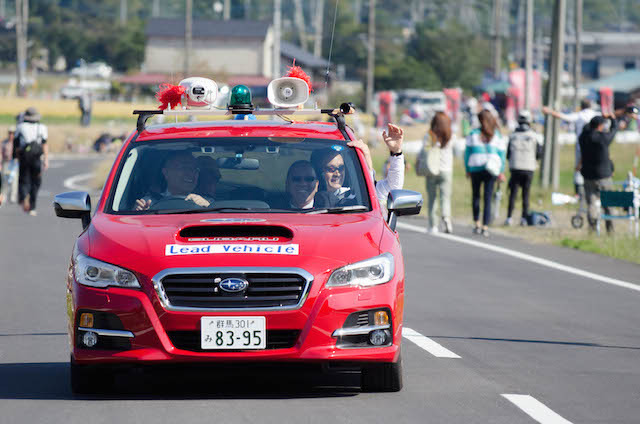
left=597, top=190, right=640, bottom=238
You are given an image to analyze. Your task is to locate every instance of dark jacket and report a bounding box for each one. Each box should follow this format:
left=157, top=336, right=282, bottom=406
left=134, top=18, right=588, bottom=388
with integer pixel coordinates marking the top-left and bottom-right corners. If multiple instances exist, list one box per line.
left=578, top=117, right=617, bottom=180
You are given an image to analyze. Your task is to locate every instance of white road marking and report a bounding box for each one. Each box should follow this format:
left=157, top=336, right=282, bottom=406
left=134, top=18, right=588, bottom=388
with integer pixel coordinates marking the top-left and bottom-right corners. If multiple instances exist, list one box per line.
left=502, top=394, right=573, bottom=424
left=402, top=327, right=461, bottom=358
left=63, top=172, right=94, bottom=191
left=397, top=221, right=640, bottom=294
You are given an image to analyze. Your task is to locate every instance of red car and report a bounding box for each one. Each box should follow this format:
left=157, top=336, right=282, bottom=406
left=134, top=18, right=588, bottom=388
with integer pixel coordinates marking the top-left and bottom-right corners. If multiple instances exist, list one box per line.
left=55, top=84, right=422, bottom=394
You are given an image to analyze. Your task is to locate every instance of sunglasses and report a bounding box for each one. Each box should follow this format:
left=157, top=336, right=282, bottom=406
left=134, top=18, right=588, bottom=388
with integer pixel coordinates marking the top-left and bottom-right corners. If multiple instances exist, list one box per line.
left=324, top=165, right=345, bottom=173
left=291, top=176, right=317, bottom=183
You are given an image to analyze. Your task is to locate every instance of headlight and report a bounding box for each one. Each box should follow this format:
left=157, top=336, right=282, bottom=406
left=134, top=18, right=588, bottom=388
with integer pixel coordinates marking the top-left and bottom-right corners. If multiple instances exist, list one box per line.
left=73, top=252, right=140, bottom=289
left=327, top=253, right=395, bottom=287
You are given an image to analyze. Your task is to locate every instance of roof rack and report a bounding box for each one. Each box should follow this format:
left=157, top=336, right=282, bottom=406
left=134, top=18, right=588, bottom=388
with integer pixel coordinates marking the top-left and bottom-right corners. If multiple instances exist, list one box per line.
left=132, top=102, right=354, bottom=140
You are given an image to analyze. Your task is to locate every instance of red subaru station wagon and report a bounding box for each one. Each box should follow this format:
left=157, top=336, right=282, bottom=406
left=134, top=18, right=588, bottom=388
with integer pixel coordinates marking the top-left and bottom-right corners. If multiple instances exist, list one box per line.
left=54, top=79, right=422, bottom=394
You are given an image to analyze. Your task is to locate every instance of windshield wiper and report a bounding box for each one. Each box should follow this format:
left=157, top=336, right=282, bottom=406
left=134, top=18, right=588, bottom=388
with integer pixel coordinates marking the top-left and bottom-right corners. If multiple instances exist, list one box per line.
left=304, top=205, right=368, bottom=214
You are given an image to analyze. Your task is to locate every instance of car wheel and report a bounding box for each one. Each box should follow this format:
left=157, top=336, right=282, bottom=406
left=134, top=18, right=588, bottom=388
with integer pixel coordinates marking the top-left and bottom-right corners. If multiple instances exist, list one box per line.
left=70, top=359, right=113, bottom=395
left=360, top=354, right=403, bottom=392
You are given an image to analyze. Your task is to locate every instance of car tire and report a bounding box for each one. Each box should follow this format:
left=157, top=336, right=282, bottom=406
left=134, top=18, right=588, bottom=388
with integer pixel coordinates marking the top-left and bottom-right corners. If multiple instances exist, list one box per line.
left=70, top=359, right=112, bottom=395
left=360, top=354, right=403, bottom=392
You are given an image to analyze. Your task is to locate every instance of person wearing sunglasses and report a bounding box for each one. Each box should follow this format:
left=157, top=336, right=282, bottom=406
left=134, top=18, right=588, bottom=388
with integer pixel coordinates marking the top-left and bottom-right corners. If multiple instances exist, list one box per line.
left=134, top=152, right=213, bottom=211
left=284, top=160, right=320, bottom=209
left=311, top=123, right=405, bottom=210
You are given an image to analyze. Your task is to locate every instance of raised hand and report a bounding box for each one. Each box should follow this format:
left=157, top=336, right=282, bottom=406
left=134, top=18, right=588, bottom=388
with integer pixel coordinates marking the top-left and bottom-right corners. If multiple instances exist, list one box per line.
left=382, top=123, right=404, bottom=154
left=135, top=198, right=152, bottom=211
left=347, top=139, right=374, bottom=170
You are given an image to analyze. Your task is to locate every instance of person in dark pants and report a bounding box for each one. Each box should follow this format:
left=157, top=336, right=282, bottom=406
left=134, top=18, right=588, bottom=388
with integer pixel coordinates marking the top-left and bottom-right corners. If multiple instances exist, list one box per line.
left=579, top=115, right=618, bottom=233
left=505, top=110, right=543, bottom=226
left=464, top=109, right=507, bottom=237
left=13, top=107, right=49, bottom=216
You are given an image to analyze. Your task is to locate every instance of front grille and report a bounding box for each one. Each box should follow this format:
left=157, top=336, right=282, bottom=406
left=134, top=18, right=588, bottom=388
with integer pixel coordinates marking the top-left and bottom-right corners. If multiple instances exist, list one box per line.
left=168, top=330, right=300, bottom=351
left=157, top=271, right=311, bottom=310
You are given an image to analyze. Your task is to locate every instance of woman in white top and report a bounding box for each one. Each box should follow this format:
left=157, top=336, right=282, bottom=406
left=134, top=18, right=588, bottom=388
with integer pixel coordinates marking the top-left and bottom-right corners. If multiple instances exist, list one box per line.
left=425, top=112, right=454, bottom=233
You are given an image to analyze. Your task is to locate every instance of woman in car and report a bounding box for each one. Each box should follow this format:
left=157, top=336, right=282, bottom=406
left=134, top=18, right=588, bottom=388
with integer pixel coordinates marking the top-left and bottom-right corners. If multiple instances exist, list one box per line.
left=311, top=123, right=405, bottom=209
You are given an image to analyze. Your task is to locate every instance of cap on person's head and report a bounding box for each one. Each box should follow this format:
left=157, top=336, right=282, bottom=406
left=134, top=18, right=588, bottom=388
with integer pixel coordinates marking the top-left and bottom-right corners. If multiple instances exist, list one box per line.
left=589, top=115, right=606, bottom=130
left=517, top=110, right=532, bottom=124
left=8, top=126, right=16, bottom=133
left=23, top=107, right=41, bottom=123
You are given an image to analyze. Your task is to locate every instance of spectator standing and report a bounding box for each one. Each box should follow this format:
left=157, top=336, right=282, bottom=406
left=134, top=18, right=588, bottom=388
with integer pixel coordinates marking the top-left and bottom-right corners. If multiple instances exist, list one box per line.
left=505, top=110, right=543, bottom=226
left=1, top=127, right=18, bottom=205
left=542, top=99, right=598, bottom=196
left=579, top=115, right=618, bottom=234
left=79, top=91, right=92, bottom=127
left=424, top=112, right=454, bottom=234
left=464, top=109, right=507, bottom=237
left=13, top=107, right=49, bottom=216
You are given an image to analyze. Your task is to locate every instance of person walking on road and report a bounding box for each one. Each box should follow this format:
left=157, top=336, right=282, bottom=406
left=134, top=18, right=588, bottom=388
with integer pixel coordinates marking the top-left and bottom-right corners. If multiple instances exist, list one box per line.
left=579, top=115, right=618, bottom=234
left=464, top=109, right=507, bottom=237
left=505, top=110, right=543, bottom=226
left=78, top=91, right=92, bottom=127
left=13, top=107, right=49, bottom=216
left=424, top=111, right=454, bottom=234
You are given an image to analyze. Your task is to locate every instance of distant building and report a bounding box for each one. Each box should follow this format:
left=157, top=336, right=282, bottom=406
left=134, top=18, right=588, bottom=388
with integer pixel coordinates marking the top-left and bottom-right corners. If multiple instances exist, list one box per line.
left=539, top=32, right=640, bottom=80
left=142, top=18, right=328, bottom=84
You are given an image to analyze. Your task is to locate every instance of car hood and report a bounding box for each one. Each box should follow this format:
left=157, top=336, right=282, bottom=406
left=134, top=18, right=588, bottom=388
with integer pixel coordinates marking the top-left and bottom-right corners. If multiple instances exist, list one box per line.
left=84, top=213, right=385, bottom=278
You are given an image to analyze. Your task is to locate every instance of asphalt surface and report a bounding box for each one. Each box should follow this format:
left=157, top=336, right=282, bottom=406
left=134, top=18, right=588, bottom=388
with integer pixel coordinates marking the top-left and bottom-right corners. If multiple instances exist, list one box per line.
left=1, top=157, right=639, bottom=424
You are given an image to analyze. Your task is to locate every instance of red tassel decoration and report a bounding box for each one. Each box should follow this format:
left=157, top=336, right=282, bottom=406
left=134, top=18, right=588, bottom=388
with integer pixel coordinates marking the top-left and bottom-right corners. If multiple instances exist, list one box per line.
left=286, top=59, right=313, bottom=93
left=156, top=83, right=186, bottom=110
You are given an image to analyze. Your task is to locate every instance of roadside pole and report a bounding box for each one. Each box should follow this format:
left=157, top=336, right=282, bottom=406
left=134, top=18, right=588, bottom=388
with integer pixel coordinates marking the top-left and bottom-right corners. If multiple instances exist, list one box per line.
left=573, top=0, right=582, bottom=110
left=273, top=0, right=281, bottom=79
left=542, top=0, right=566, bottom=189
left=524, top=0, right=533, bottom=110
left=366, top=0, right=375, bottom=114
left=184, top=0, right=192, bottom=77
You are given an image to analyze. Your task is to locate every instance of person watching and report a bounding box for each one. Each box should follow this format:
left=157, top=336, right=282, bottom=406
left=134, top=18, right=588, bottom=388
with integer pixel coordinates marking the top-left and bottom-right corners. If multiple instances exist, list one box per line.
left=135, top=152, right=212, bottom=211
left=285, top=160, right=319, bottom=209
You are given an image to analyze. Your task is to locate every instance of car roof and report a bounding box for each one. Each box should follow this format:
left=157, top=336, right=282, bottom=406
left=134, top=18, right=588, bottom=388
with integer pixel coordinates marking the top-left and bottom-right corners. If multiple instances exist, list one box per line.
left=135, top=120, right=349, bottom=142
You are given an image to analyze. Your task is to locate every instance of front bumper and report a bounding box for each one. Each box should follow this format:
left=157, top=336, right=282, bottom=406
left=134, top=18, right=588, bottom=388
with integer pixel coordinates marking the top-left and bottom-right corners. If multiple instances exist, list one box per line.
left=69, top=274, right=403, bottom=365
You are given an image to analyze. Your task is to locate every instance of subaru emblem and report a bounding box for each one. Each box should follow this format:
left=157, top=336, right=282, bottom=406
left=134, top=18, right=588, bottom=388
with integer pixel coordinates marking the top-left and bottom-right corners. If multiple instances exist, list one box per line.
left=219, top=278, right=249, bottom=293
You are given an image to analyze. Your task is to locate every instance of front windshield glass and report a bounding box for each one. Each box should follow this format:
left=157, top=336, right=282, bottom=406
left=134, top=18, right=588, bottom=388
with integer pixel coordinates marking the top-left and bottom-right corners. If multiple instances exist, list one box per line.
left=107, top=137, right=371, bottom=214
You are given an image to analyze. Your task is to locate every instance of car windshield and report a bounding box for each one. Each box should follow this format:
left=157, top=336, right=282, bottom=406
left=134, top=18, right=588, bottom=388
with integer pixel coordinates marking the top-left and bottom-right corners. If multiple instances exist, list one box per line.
left=107, top=137, right=371, bottom=214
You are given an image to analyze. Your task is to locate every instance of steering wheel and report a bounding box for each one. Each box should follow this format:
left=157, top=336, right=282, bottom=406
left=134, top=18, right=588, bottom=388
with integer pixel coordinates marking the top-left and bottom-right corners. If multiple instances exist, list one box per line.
left=148, top=196, right=198, bottom=211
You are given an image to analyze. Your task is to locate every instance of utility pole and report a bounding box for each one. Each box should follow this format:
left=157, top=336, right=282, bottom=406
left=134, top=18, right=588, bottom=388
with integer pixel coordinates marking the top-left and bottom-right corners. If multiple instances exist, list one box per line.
left=313, top=0, right=324, bottom=57
left=15, top=0, right=28, bottom=97
left=152, top=0, right=160, bottom=17
left=353, top=0, right=362, bottom=25
left=120, top=0, right=127, bottom=25
left=492, top=0, right=502, bottom=78
left=541, top=0, right=566, bottom=189
left=366, top=0, right=375, bottom=114
left=524, top=0, right=533, bottom=110
left=184, top=0, right=192, bottom=77
left=293, top=0, right=307, bottom=50
left=573, top=0, right=582, bottom=110
left=0, top=0, right=5, bottom=19
left=223, top=0, right=230, bottom=20
left=273, top=0, right=281, bottom=78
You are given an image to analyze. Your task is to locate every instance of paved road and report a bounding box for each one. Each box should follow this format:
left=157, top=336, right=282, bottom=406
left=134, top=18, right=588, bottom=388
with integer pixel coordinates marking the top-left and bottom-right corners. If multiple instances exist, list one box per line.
left=1, top=158, right=639, bottom=423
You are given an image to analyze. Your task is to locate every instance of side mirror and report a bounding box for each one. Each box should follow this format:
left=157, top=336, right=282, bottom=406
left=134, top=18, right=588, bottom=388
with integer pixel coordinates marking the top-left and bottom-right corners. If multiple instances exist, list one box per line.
left=386, top=189, right=423, bottom=231
left=53, top=191, right=92, bottom=230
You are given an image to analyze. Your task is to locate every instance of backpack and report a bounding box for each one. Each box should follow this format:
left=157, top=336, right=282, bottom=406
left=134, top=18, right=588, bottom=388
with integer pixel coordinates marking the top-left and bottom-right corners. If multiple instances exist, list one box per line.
left=18, top=124, right=44, bottom=163
left=415, top=142, right=441, bottom=177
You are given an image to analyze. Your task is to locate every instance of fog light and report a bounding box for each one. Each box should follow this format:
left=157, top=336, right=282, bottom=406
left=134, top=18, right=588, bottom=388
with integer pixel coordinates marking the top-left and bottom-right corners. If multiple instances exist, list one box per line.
left=374, top=311, right=389, bottom=326
left=82, top=331, right=98, bottom=347
left=369, top=329, right=387, bottom=346
left=79, top=313, right=94, bottom=328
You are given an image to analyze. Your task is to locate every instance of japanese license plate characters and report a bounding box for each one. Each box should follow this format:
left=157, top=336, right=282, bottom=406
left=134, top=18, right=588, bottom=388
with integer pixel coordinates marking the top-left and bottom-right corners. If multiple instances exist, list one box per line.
left=165, top=244, right=299, bottom=256
left=201, top=316, right=266, bottom=350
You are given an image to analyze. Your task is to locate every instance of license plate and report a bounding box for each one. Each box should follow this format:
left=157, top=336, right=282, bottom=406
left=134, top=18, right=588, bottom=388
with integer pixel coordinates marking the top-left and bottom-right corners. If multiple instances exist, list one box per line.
left=201, top=317, right=266, bottom=350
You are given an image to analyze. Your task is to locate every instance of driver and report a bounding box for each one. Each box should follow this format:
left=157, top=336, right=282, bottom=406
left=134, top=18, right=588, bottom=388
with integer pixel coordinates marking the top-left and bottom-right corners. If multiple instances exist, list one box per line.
left=135, top=152, right=213, bottom=211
